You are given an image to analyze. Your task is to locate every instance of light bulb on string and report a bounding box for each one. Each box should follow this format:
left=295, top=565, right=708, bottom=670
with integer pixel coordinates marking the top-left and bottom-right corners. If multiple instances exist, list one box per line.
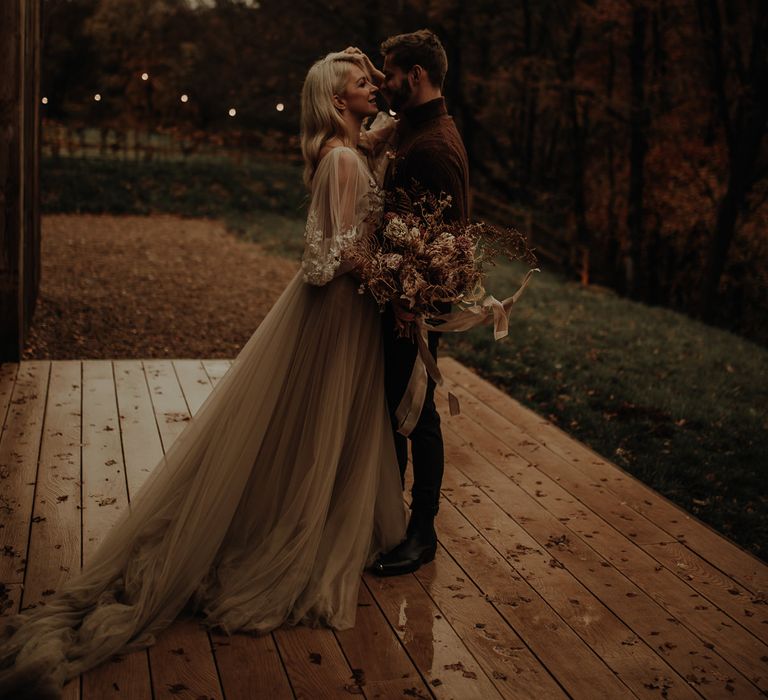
left=141, top=72, right=149, bottom=81
left=276, top=103, right=284, bottom=112
left=94, top=93, right=102, bottom=102
left=228, top=108, right=237, bottom=117
left=180, top=94, right=189, bottom=103
left=41, top=97, right=48, bottom=105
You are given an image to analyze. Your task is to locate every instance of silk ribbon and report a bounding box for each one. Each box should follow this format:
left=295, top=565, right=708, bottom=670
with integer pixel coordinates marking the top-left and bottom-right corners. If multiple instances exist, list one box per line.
left=394, top=268, right=539, bottom=436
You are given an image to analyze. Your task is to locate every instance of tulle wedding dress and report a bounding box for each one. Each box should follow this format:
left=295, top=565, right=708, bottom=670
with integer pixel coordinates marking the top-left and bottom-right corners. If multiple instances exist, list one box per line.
left=0, top=145, right=406, bottom=698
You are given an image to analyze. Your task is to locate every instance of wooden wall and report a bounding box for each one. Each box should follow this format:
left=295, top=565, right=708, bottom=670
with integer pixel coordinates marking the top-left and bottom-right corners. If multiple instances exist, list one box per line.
left=0, top=1, right=42, bottom=361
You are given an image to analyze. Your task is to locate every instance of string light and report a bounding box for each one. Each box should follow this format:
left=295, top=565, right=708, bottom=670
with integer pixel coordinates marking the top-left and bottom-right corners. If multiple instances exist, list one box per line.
left=45, top=69, right=302, bottom=124
left=388, top=109, right=397, bottom=116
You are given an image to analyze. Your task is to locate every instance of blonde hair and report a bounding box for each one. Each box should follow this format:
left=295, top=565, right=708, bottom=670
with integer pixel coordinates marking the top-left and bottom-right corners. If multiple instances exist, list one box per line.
left=300, top=51, right=368, bottom=188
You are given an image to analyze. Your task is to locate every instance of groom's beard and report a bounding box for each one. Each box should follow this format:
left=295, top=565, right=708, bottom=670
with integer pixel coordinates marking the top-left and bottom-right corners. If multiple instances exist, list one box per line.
left=387, top=79, right=413, bottom=112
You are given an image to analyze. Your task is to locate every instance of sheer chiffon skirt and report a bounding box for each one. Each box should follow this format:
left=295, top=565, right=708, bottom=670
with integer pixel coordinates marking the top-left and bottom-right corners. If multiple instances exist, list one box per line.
left=0, top=272, right=406, bottom=697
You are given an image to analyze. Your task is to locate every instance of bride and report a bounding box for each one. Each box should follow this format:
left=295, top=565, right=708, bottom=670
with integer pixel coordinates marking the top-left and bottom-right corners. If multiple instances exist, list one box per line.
left=0, top=50, right=406, bottom=698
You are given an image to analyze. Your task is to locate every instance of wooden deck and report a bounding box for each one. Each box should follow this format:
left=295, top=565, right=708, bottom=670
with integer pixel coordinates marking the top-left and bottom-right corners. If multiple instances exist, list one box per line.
left=0, top=358, right=765, bottom=699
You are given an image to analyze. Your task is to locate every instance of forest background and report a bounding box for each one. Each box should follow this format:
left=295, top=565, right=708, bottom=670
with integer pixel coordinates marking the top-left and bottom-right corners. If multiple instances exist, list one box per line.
left=41, top=0, right=768, bottom=343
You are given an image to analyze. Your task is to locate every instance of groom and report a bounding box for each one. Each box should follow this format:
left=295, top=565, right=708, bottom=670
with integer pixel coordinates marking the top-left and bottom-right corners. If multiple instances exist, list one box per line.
left=372, top=29, right=470, bottom=576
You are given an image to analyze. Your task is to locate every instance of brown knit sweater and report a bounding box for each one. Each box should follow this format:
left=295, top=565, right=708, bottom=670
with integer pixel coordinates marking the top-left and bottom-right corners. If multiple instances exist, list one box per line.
left=384, top=97, right=470, bottom=224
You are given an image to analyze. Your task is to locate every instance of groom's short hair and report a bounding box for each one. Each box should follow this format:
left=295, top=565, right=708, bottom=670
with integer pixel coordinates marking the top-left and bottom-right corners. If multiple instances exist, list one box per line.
left=380, top=29, right=448, bottom=89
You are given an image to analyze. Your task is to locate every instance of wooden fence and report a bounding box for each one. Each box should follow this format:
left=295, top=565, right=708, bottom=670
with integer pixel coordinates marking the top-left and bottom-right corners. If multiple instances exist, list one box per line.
left=41, top=123, right=303, bottom=165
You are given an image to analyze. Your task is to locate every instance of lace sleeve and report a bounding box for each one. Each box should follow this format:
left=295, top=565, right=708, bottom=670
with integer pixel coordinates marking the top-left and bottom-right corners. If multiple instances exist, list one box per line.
left=301, top=148, right=370, bottom=286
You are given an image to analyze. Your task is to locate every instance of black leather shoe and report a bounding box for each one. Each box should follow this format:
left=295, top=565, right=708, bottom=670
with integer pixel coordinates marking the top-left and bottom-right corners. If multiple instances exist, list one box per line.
left=371, top=511, right=437, bottom=577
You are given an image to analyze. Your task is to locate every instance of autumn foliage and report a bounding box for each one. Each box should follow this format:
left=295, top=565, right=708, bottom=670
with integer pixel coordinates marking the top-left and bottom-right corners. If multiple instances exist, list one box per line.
left=40, top=0, right=768, bottom=343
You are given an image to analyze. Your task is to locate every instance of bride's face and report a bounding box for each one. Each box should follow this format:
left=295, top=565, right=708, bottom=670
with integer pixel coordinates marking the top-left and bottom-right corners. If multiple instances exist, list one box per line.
left=338, top=65, right=379, bottom=119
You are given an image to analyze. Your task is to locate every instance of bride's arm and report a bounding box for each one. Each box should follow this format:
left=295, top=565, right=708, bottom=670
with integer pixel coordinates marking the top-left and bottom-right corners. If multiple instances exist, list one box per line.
left=301, top=149, right=367, bottom=286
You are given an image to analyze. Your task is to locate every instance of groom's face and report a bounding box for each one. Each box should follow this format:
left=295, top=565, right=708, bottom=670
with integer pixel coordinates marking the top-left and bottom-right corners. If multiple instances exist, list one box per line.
left=381, top=54, right=413, bottom=112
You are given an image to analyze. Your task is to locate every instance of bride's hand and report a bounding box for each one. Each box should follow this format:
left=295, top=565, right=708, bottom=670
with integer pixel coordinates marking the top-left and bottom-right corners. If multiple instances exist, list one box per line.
left=343, top=46, right=385, bottom=86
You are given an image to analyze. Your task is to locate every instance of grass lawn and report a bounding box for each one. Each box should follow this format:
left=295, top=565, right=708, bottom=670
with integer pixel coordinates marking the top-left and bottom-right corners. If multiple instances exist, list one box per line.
left=41, top=156, right=768, bottom=561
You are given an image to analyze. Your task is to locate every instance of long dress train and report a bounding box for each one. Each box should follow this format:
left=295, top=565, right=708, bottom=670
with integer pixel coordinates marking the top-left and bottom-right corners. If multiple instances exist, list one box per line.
left=0, top=145, right=406, bottom=698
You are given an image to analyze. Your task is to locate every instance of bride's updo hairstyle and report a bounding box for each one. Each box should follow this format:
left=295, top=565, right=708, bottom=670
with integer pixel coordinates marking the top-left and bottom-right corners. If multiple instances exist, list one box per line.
left=300, top=51, right=369, bottom=188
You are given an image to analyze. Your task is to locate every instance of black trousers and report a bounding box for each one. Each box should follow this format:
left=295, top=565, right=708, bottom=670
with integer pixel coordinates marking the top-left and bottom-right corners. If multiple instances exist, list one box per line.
left=381, top=304, right=445, bottom=516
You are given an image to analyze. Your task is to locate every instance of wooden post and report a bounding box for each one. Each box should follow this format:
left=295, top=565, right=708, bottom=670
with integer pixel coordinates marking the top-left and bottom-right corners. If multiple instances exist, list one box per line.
left=0, top=0, right=42, bottom=360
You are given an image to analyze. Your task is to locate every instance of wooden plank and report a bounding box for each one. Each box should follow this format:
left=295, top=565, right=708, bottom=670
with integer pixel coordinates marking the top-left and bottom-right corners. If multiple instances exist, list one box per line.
left=434, top=500, right=638, bottom=699
left=173, top=360, right=215, bottom=415
left=412, top=547, right=568, bottom=699
left=512, top=407, right=768, bottom=597
left=201, top=359, right=232, bottom=387
left=643, top=541, right=767, bottom=641
left=335, top=582, right=432, bottom=699
left=81, top=360, right=152, bottom=700
left=442, top=357, right=768, bottom=594
left=596, top=551, right=768, bottom=694
left=366, top=571, right=505, bottom=699
left=443, top=378, right=676, bottom=546
left=22, top=361, right=80, bottom=608
left=20, top=361, right=80, bottom=700
left=0, top=582, right=22, bottom=615
left=402, top=434, right=630, bottom=698
left=0, top=556, right=22, bottom=648
left=273, top=626, right=358, bottom=699
left=0, top=362, right=19, bottom=437
left=0, top=360, right=49, bottom=583
left=448, top=363, right=765, bottom=587
left=81, top=361, right=128, bottom=562
left=438, top=378, right=768, bottom=692
left=437, top=385, right=768, bottom=697
left=211, top=630, right=294, bottom=700
left=114, top=360, right=166, bottom=498
left=440, top=443, right=755, bottom=700
left=439, top=434, right=745, bottom=699
left=0, top=363, right=20, bottom=581
left=141, top=359, right=223, bottom=700
left=143, top=360, right=194, bottom=446
left=438, top=378, right=679, bottom=561
left=151, top=618, right=222, bottom=700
